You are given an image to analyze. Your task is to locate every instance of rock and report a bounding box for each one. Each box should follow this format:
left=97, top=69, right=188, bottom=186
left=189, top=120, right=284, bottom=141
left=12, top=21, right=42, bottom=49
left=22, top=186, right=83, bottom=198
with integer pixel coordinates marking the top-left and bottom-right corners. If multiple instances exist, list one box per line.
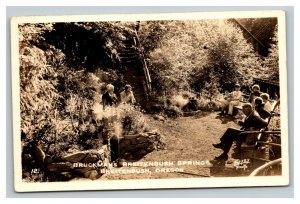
left=81, top=154, right=99, bottom=163
left=62, top=152, right=86, bottom=162
left=153, top=114, right=165, bottom=121
left=139, top=132, right=148, bottom=137
left=44, top=156, right=54, bottom=164
left=136, top=136, right=148, bottom=143
left=147, top=129, right=160, bottom=135
left=116, top=159, right=126, bottom=167
left=123, top=145, right=138, bottom=152
left=143, top=127, right=151, bottom=132
left=123, top=134, right=140, bottom=140
left=148, top=135, right=157, bottom=140
left=120, top=149, right=126, bottom=156
left=22, top=154, right=33, bottom=163
left=119, top=139, right=131, bottom=148
left=47, top=162, right=73, bottom=172
left=32, top=146, right=46, bottom=166
left=60, top=172, right=73, bottom=179
left=130, top=138, right=138, bottom=145
left=74, top=167, right=96, bottom=174
left=83, top=170, right=100, bottom=180
left=124, top=154, right=134, bottom=160
left=146, top=144, right=155, bottom=152
left=137, top=149, right=147, bottom=156
left=136, top=143, right=149, bottom=149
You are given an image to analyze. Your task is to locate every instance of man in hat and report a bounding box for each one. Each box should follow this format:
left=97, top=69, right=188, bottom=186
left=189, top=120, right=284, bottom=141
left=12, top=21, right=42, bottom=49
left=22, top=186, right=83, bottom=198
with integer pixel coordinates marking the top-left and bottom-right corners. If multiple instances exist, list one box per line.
left=220, top=83, right=242, bottom=115
left=120, top=84, right=136, bottom=104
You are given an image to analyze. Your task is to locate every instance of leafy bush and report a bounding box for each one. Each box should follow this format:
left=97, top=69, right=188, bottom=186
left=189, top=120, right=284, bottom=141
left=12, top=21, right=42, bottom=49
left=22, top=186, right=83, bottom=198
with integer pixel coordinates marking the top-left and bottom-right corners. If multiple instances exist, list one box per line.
left=140, top=19, right=265, bottom=98
left=19, top=23, right=60, bottom=144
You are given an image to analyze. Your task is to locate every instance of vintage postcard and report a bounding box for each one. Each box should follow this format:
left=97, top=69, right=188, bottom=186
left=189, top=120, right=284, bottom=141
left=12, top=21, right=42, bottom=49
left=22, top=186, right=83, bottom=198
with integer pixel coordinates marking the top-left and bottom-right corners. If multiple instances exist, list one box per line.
left=11, top=10, right=289, bottom=192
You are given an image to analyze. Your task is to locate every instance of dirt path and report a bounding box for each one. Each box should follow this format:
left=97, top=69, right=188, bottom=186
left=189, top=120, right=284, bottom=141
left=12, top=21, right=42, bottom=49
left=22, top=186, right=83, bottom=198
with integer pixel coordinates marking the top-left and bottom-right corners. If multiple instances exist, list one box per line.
left=101, top=111, right=240, bottom=180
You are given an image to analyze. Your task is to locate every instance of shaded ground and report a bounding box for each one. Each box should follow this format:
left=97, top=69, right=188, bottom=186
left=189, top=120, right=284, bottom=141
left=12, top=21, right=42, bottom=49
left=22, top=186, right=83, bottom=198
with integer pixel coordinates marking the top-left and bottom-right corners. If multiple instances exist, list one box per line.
left=100, top=111, right=247, bottom=180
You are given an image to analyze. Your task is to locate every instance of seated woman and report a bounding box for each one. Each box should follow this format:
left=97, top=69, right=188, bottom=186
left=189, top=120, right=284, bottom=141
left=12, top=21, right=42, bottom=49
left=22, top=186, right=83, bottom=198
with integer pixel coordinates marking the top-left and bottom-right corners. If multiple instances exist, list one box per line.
left=260, top=93, right=272, bottom=112
left=220, top=83, right=242, bottom=115
left=213, top=103, right=268, bottom=160
left=249, top=84, right=262, bottom=106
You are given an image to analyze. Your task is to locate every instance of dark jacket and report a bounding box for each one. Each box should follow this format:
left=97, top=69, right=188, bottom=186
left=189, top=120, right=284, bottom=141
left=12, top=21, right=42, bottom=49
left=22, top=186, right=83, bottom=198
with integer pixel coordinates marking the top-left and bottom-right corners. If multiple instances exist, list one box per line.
left=256, top=106, right=271, bottom=119
left=241, top=110, right=268, bottom=130
left=249, top=91, right=262, bottom=103
left=102, top=91, right=117, bottom=107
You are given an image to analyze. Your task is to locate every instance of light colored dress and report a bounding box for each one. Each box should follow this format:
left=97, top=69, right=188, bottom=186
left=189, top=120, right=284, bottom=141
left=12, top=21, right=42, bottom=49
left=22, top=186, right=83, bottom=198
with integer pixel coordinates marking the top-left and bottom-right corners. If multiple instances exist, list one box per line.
left=120, top=90, right=136, bottom=104
left=264, top=101, right=272, bottom=112
left=223, top=90, right=242, bottom=115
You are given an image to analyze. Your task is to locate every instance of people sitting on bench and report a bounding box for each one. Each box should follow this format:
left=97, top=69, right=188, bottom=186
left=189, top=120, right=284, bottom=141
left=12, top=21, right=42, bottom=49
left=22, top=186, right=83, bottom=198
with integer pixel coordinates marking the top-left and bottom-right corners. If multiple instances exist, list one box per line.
left=213, top=103, right=268, bottom=161
left=220, top=83, right=242, bottom=116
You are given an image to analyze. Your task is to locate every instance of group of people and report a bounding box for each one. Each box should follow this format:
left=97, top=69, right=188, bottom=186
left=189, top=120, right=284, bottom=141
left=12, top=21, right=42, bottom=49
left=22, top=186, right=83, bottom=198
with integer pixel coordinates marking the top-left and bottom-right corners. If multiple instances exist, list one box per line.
left=213, top=84, right=274, bottom=161
left=220, top=83, right=272, bottom=117
left=102, top=84, right=136, bottom=109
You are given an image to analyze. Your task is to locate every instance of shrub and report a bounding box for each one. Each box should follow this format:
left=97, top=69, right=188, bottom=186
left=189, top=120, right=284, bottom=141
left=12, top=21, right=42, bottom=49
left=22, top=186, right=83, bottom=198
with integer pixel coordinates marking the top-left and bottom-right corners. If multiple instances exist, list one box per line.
left=144, top=19, right=264, bottom=96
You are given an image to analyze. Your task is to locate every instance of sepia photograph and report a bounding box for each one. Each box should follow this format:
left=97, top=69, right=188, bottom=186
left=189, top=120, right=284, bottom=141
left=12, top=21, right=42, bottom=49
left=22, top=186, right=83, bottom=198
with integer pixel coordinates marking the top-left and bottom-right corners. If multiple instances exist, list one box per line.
left=10, top=10, right=288, bottom=192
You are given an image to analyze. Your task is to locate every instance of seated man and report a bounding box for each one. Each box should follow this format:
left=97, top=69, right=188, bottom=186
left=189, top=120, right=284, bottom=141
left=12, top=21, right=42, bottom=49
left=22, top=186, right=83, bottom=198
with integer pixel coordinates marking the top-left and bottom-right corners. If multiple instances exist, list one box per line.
left=212, top=103, right=268, bottom=160
left=254, top=97, right=271, bottom=119
left=220, top=83, right=242, bottom=115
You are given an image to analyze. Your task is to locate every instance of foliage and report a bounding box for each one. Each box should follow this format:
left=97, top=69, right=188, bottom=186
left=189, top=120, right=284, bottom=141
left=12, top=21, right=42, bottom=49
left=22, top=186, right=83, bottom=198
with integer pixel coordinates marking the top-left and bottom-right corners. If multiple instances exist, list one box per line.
left=43, top=22, right=129, bottom=71
left=118, top=103, right=148, bottom=134
left=19, top=23, right=145, bottom=158
left=19, top=23, right=60, bottom=143
left=138, top=21, right=171, bottom=55
left=143, top=19, right=264, bottom=97
left=263, top=25, right=279, bottom=81
left=235, top=18, right=277, bottom=56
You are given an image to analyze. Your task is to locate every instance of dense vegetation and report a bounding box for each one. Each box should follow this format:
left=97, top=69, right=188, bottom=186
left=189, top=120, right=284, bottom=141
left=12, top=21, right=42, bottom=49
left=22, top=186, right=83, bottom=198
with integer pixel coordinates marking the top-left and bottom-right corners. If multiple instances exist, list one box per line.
left=19, top=19, right=279, bottom=162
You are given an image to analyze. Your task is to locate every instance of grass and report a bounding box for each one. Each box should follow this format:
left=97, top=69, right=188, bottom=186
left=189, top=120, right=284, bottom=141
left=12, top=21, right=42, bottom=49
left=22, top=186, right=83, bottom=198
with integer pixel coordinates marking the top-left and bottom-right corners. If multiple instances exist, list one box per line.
left=99, top=111, right=241, bottom=180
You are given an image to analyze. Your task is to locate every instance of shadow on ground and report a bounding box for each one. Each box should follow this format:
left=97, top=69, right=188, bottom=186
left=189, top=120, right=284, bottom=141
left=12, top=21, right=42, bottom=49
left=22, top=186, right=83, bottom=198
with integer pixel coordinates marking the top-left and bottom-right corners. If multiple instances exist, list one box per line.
left=215, top=114, right=239, bottom=124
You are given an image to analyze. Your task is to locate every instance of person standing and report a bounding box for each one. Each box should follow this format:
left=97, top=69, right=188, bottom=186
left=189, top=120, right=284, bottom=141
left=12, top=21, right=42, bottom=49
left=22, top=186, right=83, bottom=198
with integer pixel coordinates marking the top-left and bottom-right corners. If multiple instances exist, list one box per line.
left=120, top=84, right=136, bottom=104
left=102, top=84, right=117, bottom=110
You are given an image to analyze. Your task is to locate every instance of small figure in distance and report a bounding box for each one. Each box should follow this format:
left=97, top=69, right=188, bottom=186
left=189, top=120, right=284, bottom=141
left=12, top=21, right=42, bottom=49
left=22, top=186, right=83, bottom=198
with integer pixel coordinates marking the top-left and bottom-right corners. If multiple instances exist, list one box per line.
left=120, top=84, right=136, bottom=104
left=220, top=83, right=242, bottom=116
